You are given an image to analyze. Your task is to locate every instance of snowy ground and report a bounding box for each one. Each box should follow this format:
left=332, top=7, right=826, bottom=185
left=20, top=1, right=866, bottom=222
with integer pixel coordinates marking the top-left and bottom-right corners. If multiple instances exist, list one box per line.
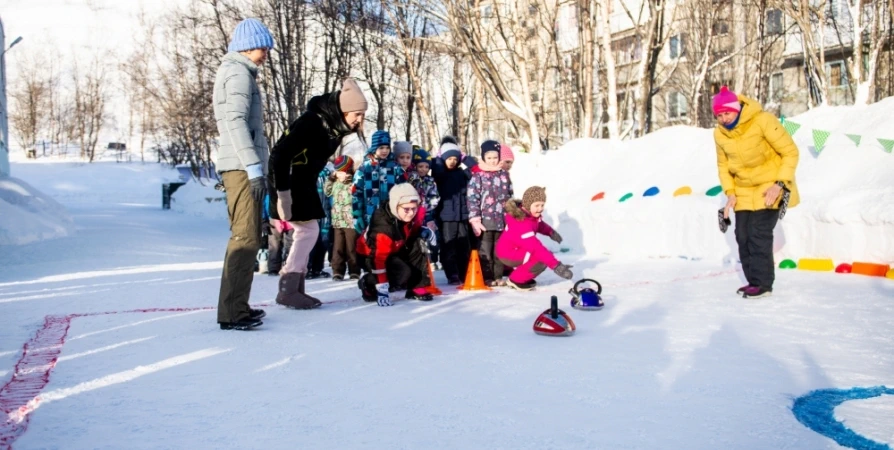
left=1, top=162, right=892, bottom=449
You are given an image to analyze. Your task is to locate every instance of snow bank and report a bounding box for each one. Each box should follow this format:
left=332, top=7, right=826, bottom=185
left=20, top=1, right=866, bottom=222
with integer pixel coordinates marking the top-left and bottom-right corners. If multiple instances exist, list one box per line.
left=511, top=98, right=894, bottom=264
left=0, top=176, right=73, bottom=246
left=170, top=181, right=228, bottom=221
left=9, top=161, right=183, bottom=206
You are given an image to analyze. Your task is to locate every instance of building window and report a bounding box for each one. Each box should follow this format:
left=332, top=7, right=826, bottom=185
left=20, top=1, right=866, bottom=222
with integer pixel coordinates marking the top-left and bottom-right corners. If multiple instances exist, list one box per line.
left=667, top=91, right=688, bottom=119
left=827, top=61, right=847, bottom=86
left=769, top=72, right=784, bottom=102
left=766, top=9, right=783, bottom=35
left=669, top=34, right=686, bottom=59
left=712, top=20, right=729, bottom=36
left=482, top=5, right=493, bottom=24
left=612, top=36, right=643, bottom=65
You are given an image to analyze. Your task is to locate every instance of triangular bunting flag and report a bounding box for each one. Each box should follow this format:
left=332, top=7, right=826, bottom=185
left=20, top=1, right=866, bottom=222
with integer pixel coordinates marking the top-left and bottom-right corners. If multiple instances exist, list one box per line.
left=812, top=129, right=831, bottom=153
left=783, top=121, right=800, bottom=136
left=846, top=134, right=861, bottom=146
left=878, top=138, right=894, bottom=153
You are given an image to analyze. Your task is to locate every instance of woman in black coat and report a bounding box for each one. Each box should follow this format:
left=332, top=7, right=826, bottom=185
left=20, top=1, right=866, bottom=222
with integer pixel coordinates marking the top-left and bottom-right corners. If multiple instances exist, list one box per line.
left=269, top=78, right=367, bottom=309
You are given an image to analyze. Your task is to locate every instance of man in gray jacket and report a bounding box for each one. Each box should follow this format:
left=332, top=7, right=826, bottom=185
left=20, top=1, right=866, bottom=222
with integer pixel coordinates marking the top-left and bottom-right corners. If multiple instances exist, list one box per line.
left=213, top=18, right=274, bottom=331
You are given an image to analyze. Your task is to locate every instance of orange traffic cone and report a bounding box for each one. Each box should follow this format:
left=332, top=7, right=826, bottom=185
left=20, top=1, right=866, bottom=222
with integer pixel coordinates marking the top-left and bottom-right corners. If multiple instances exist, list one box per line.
left=425, top=259, right=443, bottom=295
left=419, top=240, right=442, bottom=295
left=459, top=250, right=491, bottom=291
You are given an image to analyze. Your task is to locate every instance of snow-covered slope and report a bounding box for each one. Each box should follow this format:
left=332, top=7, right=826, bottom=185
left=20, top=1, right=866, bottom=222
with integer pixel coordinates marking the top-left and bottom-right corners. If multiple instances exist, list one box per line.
left=0, top=176, right=72, bottom=245
left=511, top=98, right=894, bottom=265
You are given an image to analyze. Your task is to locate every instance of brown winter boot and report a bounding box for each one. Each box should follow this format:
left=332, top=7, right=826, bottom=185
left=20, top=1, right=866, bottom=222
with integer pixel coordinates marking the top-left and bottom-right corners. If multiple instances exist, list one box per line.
left=298, top=273, right=323, bottom=308
left=276, top=273, right=319, bottom=309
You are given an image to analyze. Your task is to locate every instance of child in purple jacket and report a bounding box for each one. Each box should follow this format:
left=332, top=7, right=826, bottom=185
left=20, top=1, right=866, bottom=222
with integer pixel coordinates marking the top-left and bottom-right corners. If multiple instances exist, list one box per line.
left=467, top=140, right=514, bottom=286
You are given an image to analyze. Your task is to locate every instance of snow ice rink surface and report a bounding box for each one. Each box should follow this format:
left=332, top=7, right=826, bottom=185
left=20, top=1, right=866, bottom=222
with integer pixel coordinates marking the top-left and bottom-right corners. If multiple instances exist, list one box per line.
left=0, top=163, right=891, bottom=449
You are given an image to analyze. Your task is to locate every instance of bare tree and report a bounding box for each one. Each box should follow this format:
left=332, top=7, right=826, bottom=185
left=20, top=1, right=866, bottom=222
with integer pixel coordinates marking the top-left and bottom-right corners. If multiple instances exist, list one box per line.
left=844, top=0, right=883, bottom=104
left=356, top=0, right=397, bottom=131
left=596, top=0, right=621, bottom=139
left=775, top=0, right=831, bottom=106
left=69, top=57, right=107, bottom=162
left=9, top=53, right=48, bottom=155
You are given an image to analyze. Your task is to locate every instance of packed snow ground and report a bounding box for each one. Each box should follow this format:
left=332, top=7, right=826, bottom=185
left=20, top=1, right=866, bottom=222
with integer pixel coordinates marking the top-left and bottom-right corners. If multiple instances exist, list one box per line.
left=1, top=160, right=893, bottom=449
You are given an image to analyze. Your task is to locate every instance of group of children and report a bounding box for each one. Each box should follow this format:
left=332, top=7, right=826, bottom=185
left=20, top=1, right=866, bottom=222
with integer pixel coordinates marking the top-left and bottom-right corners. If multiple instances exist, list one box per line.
left=264, top=132, right=574, bottom=296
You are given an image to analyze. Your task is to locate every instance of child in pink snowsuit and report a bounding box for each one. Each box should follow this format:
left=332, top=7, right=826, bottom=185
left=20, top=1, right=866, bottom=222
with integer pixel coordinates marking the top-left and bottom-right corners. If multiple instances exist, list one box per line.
left=496, top=186, right=574, bottom=290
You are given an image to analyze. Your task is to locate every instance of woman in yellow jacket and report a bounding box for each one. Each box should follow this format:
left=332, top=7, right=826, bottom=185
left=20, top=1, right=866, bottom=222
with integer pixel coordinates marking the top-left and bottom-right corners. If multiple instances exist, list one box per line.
left=713, top=86, right=800, bottom=299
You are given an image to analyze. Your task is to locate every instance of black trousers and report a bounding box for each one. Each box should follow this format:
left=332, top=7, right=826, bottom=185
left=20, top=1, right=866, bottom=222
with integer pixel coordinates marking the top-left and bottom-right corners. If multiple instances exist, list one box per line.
left=438, top=220, right=470, bottom=280
left=360, top=241, right=431, bottom=294
left=478, top=230, right=504, bottom=282
left=735, top=209, right=779, bottom=289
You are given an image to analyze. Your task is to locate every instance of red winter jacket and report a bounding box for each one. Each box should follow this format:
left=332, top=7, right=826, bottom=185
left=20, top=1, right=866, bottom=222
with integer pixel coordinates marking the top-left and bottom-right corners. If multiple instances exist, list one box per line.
left=356, top=201, right=427, bottom=283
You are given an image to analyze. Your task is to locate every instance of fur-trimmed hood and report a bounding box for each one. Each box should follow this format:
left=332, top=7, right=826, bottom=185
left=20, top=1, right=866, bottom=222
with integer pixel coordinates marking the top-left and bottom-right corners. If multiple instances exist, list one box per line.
left=504, top=199, right=528, bottom=221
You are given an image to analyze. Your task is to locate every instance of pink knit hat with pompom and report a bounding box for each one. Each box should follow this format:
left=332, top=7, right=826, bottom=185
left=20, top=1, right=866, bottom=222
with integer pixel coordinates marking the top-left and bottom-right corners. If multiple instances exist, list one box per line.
left=712, top=86, right=741, bottom=115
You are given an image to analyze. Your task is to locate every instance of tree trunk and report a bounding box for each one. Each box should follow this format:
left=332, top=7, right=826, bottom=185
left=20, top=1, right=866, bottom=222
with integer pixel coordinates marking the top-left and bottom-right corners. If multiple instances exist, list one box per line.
left=452, top=54, right=464, bottom=139
left=597, top=0, right=620, bottom=139
left=579, top=0, right=595, bottom=138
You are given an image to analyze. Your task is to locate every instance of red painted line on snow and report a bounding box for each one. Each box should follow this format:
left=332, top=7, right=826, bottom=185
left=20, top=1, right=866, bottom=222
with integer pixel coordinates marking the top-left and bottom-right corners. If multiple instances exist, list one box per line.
left=0, top=304, right=254, bottom=449
left=0, top=315, right=71, bottom=450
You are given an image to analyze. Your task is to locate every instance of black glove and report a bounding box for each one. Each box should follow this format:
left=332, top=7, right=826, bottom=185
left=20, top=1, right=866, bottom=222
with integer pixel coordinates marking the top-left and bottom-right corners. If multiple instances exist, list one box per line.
left=550, top=230, right=563, bottom=244
left=554, top=263, right=574, bottom=280
left=249, top=176, right=267, bottom=206
left=718, top=208, right=731, bottom=233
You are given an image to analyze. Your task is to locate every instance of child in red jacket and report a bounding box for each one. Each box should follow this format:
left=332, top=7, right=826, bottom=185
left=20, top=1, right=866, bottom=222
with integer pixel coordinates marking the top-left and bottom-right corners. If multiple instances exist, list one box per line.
left=495, top=186, right=573, bottom=290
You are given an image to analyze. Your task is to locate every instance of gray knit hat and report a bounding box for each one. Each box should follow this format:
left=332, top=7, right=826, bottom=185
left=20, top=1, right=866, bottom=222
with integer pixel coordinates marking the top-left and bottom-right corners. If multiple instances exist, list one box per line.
left=393, top=141, right=413, bottom=157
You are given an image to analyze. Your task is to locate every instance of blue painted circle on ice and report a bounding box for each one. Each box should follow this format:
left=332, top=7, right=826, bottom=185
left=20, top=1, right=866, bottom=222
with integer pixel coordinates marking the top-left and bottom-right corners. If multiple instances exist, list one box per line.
left=792, top=386, right=893, bottom=450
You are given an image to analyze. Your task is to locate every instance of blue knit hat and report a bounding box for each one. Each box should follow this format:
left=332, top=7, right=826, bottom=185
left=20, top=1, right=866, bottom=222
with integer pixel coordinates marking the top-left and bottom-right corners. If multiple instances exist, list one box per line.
left=228, top=18, right=275, bottom=53
left=413, top=149, right=431, bottom=165
left=369, top=130, right=391, bottom=152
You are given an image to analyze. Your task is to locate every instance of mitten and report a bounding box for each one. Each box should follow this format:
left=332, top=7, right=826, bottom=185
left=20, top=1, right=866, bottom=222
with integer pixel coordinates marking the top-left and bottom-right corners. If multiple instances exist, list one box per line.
left=549, top=230, right=563, bottom=243
left=376, top=282, right=392, bottom=307
left=717, top=208, right=731, bottom=233
left=554, top=263, right=574, bottom=280
left=420, top=227, right=437, bottom=246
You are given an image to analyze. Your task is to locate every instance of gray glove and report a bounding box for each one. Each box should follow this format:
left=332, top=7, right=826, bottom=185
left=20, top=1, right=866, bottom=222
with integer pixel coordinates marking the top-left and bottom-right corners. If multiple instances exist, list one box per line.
left=550, top=230, right=563, bottom=244
left=554, top=263, right=574, bottom=280
left=246, top=164, right=266, bottom=207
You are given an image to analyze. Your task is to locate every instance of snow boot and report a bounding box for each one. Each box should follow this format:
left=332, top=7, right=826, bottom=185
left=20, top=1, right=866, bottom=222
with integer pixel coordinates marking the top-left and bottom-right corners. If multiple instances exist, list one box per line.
left=249, top=308, right=266, bottom=320
left=220, top=317, right=263, bottom=331
left=742, top=286, right=772, bottom=299
left=298, top=273, right=323, bottom=308
left=507, top=278, right=536, bottom=291
left=359, top=275, right=377, bottom=302
left=406, top=288, right=434, bottom=301
left=736, top=284, right=753, bottom=295
left=276, top=273, right=319, bottom=309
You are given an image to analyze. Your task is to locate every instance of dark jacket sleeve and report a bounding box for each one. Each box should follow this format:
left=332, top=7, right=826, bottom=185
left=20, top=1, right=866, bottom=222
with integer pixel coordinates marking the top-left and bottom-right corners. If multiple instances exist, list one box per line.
left=365, top=209, right=397, bottom=284
left=270, top=120, right=303, bottom=192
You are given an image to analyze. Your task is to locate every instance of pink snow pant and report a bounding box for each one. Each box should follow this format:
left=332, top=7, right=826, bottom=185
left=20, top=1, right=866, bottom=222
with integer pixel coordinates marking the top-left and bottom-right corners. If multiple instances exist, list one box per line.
left=282, top=220, right=319, bottom=274
left=497, top=246, right=557, bottom=284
